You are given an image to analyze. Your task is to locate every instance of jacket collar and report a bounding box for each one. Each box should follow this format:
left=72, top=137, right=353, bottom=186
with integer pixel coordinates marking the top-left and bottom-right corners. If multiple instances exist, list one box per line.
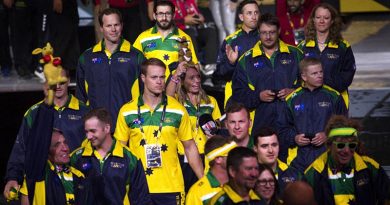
left=82, top=138, right=124, bottom=158
left=92, top=38, right=131, bottom=53
left=223, top=184, right=260, bottom=203
left=305, top=39, right=339, bottom=48
left=252, top=40, right=290, bottom=58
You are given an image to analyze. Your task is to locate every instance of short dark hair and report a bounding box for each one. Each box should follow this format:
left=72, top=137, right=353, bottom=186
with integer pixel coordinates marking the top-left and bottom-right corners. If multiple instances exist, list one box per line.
left=83, top=107, right=112, bottom=127
left=238, top=0, right=259, bottom=14
left=253, top=127, right=277, bottom=146
left=154, top=0, right=175, bottom=14
left=225, top=102, right=250, bottom=120
left=98, top=8, right=122, bottom=27
left=258, top=13, right=280, bottom=29
left=299, top=57, right=322, bottom=74
left=141, top=58, right=166, bottom=75
left=227, top=147, right=257, bottom=177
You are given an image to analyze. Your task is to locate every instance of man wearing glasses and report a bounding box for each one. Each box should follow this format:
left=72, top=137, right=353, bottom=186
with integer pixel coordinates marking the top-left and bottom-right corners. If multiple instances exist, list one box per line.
left=304, top=115, right=389, bottom=205
left=277, top=57, right=347, bottom=172
left=133, top=0, right=198, bottom=82
left=232, top=13, right=303, bottom=141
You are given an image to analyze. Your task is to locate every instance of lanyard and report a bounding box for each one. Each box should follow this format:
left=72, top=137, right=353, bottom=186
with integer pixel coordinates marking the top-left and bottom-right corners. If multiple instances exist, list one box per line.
left=287, top=12, right=304, bottom=29
left=137, top=102, right=167, bottom=140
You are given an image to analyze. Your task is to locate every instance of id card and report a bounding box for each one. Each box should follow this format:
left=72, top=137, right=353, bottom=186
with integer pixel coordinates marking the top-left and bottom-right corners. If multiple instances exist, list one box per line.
left=145, top=144, right=162, bottom=168
left=293, top=27, right=305, bottom=45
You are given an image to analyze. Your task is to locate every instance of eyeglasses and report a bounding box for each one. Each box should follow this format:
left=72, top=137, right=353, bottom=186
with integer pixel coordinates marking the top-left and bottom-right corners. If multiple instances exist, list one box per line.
left=333, top=141, right=358, bottom=150
left=259, top=31, right=277, bottom=36
left=256, top=179, right=275, bottom=186
left=155, top=12, right=172, bottom=17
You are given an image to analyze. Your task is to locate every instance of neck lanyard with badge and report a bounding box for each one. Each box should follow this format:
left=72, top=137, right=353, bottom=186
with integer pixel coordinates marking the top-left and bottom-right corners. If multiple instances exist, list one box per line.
left=287, top=12, right=305, bottom=45
left=138, top=101, right=167, bottom=168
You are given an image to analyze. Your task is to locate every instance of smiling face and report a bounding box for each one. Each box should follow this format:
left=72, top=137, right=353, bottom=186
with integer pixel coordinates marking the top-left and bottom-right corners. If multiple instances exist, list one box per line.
left=313, top=7, right=333, bottom=34
left=183, top=67, right=201, bottom=95
left=254, top=134, right=279, bottom=167
left=85, top=117, right=111, bottom=149
left=330, top=137, right=357, bottom=166
left=48, top=131, right=70, bottom=165
left=100, top=13, right=123, bottom=44
left=230, top=157, right=259, bottom=190
left=255, top=169, right=275, bottom=202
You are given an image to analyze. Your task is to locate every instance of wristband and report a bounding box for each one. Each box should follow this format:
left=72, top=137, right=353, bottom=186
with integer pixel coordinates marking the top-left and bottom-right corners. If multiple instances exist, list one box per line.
left=171, top=76, right=180, bottom=84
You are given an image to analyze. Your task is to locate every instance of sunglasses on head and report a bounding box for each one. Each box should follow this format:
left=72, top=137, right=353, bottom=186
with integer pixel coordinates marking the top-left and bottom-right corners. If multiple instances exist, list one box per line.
left=333, top=141, right=358, bottom=150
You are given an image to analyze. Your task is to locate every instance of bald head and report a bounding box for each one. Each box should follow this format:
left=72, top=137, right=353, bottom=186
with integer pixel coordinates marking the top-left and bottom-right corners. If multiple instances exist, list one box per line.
left=282, top=181, right=317, bottom=205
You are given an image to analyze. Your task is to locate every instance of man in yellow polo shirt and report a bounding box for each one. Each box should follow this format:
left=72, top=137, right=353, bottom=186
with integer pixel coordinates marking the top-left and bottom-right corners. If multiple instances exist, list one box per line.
left=115, top=58, right=204, bottom=205
left=133, top=0, right=198, bottom=80
left=186, top=136, right=236, bottom=205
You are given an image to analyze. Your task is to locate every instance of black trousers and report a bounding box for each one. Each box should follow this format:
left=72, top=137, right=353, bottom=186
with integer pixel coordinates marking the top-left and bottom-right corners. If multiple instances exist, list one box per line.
left=9, top=0, right=40, bottom=75
left=0, top=4, right=12, bottom=68
left=185, top=7, right=218, bottom=65
left=112, top=6, right=142, bottom=44
left=48, top=2, right=80, bottom=71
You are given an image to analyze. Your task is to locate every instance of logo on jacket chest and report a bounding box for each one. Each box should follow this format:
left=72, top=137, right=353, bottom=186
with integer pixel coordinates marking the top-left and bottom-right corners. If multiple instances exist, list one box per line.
left=118, top=57, right=131, bottom=63
left=147, top=42, right=157, bottom=49
left=326, top=53, right=339, bottom=60
left=68, top=114, right=82, bottom=121
left=92, top=57, right=103, bottom=64
left=110, top=162, right=125, bottom=169
left=280, top=59, right=292, bottom=65
left=253, top=61, right=264, bottom=69
left=318, top=101, right=330, bottom=107
left=305, top=52, right=316, bottom=58
left=294, top=104, right=305, bottom=111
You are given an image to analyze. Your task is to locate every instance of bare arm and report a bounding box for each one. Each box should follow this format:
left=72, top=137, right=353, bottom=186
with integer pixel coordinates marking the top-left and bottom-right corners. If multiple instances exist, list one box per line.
left=182, top=139, right=204, bottom=179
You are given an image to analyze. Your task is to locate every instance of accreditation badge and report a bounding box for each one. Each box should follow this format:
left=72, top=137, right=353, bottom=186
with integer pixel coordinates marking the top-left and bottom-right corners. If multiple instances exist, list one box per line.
left=293, top=27, right=305, bottom=45
left=145, top=144, right=162, bottom=168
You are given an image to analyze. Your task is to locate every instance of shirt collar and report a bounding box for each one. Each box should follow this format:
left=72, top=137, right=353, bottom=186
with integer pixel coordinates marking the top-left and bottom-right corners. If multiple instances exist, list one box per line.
left=206, top=171, right=221, bottom=188
left=252, top=40, right=290, bottom=58
left=223, top=184, right=260, bottom=203
left=82, top=138, right=124, bottom=158
left=92, top=38, right=131, bottom=53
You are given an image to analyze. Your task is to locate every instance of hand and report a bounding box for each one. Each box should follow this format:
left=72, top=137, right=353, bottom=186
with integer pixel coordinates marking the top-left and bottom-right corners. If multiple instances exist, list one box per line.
left=226, top=44, right=239, bottom=64
left=174, top=61, right=187, bottom=78
left=311, top=132, right=327, bottom=146
left=229, top=1, right=237, bottom=12
left=277, top=88, right=294, bottom=100
left=4, top=0, right=14, bottom=8
left=295, top=134, right=310, bottom=146
left=3, top=180, right=19, bottom=200
left=53, top=0, right=63, bottom=13
left=184, top=14, right=202, bottom=25
left=197, top=14, right=205, bottom=24
left=259, top=90, right=276, bottom=102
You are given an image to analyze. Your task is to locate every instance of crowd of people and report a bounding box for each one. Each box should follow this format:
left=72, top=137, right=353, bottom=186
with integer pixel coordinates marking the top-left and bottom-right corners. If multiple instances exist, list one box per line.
left=2, top=0, right=390, bottom=204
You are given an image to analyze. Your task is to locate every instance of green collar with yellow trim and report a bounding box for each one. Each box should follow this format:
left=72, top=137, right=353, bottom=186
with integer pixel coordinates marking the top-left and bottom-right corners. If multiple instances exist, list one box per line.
left=252, top=40, right=291, bottom=58
left=310, top=151, right=369, bottom=174
left=207, top=171, right=221, bottom=188
left=137, top=93, right=168, bottom=108
left=52, top=94, right=80, bottom=111
left=223, top=184, right=260, bottom=203
left=82, top=138, right=124, bottom=158
left=151, top=24, right=179, bottom=35
left=92, top=38, right=131, bottom=53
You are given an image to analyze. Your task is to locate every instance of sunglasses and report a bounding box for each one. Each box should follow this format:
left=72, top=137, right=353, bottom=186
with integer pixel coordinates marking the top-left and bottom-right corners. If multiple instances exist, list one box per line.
left=333, top=141, right=358, bottom=150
